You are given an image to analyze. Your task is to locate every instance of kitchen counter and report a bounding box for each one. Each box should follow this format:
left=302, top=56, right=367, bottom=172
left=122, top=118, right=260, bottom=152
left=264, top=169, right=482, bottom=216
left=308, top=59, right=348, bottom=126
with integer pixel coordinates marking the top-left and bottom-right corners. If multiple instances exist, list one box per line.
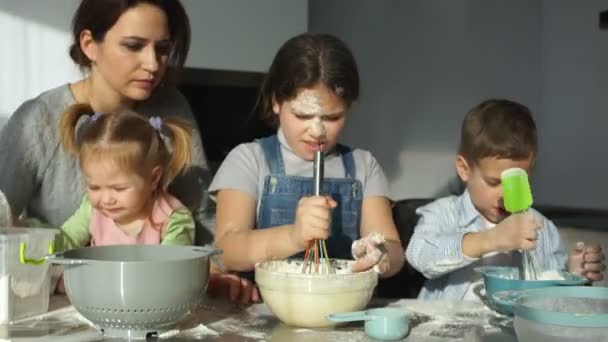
left=1, top=295, right=517, bottom=341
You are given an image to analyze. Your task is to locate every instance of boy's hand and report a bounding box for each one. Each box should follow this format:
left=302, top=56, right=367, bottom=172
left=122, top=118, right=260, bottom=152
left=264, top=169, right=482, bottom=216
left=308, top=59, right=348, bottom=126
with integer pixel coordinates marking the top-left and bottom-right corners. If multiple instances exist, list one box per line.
left=568, top=242, right=605, bottom=281
left=489, top=212, right=542, bottom=252
left=206, top=271, right=261, bottom=304
left=290, top=196, right=337, bottom=251
left=351, top=232, right=389, bottom=274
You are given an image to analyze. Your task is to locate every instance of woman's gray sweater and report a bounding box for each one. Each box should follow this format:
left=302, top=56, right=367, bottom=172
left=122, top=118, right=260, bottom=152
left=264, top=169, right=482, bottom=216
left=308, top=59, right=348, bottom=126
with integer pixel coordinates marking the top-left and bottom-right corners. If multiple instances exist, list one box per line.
left=0, top=84, right=215, bottom=244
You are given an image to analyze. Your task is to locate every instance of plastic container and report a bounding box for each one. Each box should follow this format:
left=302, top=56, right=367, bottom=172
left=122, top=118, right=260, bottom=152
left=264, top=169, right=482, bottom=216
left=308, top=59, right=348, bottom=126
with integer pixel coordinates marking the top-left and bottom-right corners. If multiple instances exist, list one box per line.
left=475, top=266, right=587, bottom=314
left=493, top=286, right=608, bottom=342
left=255, top=259, right=378, bottom=328
left=0, top=227, right=58, bottom=323
left=0, top=190, right=11, bottom=227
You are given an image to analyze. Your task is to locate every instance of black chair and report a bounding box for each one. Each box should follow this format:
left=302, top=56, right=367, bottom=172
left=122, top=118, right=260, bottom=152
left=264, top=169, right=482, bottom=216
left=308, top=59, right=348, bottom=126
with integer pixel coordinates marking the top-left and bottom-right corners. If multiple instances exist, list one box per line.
left=374, top=198, right=433, bottom=299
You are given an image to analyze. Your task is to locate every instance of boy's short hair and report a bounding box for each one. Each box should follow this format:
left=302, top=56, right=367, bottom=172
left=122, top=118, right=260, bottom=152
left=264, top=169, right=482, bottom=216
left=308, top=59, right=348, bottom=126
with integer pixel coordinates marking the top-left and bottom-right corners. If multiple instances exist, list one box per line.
left=459, top=99, right=537, bottom=164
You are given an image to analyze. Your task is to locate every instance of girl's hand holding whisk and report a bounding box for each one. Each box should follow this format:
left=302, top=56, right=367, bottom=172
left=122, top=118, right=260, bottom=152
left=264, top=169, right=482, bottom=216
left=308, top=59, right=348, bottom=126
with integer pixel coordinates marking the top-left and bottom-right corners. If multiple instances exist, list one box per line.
left=568, top=242, right=605, bottom=282
left=290, top=195, right=337, bottom=251
left=351, top=232, right=389, bottom=274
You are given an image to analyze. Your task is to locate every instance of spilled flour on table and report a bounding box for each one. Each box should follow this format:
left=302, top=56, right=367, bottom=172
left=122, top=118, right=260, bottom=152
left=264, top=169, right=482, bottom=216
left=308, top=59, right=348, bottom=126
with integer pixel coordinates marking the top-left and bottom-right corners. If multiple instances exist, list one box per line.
left=382, top=300, right=515, bottom=341
left=286, top=327, right=372, bottom=342
left=208, top=311, right=273, bottom=340
left=160, top=324, right=220, bottom=339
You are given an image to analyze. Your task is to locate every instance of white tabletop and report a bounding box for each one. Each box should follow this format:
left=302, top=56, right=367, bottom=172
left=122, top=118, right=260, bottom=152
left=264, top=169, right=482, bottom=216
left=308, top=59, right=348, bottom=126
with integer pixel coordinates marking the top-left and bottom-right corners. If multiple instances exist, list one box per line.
left=0, top=295, right=517, bottom=341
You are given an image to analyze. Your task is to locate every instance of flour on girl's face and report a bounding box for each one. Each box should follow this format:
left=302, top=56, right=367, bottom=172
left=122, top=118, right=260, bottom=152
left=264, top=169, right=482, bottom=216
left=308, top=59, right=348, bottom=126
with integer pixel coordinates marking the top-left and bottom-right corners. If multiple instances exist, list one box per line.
left=288, top=88, right=347, bottom=140
left=290, top=92, right=322, bottom=116
left=290, top=92, right=327, bottom=139
left=275, top=85, right=348, bottom=160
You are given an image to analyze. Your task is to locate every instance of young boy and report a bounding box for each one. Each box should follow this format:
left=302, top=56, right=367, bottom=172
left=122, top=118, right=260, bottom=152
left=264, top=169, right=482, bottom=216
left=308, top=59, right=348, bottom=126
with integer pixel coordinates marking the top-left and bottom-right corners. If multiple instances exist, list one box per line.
left=406, top=99, right=605, bottom=300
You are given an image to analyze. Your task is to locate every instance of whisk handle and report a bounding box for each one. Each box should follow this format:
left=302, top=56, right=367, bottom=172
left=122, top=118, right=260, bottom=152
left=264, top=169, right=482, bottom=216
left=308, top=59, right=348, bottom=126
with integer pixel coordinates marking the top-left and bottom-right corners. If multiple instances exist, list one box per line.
left=313, top=150, right=324, bottom=196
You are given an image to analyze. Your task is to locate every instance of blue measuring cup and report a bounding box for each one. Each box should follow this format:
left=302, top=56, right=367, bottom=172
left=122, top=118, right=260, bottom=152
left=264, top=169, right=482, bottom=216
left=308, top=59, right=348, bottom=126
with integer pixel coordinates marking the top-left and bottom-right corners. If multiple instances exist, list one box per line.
left=327, top=308, right=410, bottom=340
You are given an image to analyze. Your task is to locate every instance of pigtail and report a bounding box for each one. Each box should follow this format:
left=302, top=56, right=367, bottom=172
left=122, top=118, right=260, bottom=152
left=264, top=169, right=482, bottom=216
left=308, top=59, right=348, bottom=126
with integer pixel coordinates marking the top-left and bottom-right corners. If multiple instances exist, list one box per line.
left=160, top=117, right=193, bottom=189
left=58, top=103, right=95, bottom=155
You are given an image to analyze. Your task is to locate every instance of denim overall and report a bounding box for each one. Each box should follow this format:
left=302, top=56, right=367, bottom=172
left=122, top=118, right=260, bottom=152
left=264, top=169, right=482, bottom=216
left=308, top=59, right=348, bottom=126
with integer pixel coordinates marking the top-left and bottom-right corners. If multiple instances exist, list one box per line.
left=243, top=134, right=363, bottom=281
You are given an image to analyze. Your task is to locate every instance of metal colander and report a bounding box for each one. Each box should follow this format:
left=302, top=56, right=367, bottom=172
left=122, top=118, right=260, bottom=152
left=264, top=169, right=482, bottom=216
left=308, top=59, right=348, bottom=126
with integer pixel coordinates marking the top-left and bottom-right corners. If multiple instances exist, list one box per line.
left=47, top=245, right=220, bottom=339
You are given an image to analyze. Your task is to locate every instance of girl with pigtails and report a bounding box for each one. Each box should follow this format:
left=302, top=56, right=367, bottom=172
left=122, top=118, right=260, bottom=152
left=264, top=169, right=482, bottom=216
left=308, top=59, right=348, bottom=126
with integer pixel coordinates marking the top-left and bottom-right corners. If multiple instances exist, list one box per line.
left=55, top=103, right=195, bottom=250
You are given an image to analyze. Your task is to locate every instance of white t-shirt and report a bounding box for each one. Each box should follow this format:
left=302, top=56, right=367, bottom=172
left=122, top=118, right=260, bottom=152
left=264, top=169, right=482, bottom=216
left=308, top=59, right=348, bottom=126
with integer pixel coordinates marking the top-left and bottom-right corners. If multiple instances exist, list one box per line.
left=209, top=129, right=391, bottom=217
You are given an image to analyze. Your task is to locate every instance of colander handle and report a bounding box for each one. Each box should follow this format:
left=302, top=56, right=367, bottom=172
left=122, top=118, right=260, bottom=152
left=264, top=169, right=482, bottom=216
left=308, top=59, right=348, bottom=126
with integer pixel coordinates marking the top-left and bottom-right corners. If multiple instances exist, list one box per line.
left=193, top=247, right=223, bottom=256
left=45, top=252, right=87, bottom=265
left=193, top=247, right=224, bottom=271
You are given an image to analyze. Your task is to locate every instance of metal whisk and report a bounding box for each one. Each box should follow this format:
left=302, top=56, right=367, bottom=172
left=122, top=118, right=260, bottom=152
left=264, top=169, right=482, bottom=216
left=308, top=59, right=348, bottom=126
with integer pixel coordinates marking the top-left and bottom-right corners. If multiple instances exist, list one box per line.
left=521, top=245, right=539, bottom=280
left=301, top=146, right=334, bottom=274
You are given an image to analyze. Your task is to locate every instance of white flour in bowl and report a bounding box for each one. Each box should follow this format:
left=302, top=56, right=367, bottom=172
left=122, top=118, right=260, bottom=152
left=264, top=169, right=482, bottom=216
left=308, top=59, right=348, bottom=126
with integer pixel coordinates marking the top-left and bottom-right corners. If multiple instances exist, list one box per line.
left=536, top=270, right=566, bottom=280
left=258, top=259, right=354, bottom=275
left=491, top=268, right=567, bottom=281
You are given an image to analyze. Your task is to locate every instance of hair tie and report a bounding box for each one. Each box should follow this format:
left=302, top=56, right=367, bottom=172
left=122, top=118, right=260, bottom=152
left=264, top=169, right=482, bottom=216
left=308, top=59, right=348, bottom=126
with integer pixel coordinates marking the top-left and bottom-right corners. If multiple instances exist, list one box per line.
left=149, top=116, right=163, bottom=131
left=149, top=116, right=171, bottom=150
left=89, top=112, right=103, bottom=122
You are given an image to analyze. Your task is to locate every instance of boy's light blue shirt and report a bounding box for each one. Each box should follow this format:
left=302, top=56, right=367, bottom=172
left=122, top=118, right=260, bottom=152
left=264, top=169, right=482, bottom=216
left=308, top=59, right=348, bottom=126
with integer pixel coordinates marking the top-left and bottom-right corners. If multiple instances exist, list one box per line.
left=405, top=190, right=568, bottom=300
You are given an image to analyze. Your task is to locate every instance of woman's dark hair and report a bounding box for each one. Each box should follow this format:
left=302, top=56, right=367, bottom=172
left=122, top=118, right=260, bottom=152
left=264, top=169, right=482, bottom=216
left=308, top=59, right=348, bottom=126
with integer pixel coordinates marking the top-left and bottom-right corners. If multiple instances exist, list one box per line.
left=257, top=33, right=360, bottom=127
left=69, top=0, right=190, bottom=82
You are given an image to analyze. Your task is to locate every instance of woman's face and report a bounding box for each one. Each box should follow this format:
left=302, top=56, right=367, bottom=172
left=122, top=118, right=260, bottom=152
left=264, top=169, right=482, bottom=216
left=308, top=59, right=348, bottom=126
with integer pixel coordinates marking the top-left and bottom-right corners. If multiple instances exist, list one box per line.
left=83, top=3, right=171, bottom=101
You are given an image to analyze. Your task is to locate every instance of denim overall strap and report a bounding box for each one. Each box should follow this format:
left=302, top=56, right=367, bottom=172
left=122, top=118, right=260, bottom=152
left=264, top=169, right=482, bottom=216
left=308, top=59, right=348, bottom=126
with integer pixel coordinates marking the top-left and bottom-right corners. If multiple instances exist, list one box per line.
left=242, top=135, right=362, bottom=282
left=257, top=134, right=285, bottom=175
left=336, top=144, right=356, bottom=179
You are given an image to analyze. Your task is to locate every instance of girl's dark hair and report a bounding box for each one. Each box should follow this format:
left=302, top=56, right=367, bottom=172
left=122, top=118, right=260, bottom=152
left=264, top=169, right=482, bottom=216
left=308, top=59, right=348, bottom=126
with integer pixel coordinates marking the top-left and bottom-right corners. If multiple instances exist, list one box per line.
left=257, top=33, right=360, bottom=127
left=69, top=0, right=190, bottom=82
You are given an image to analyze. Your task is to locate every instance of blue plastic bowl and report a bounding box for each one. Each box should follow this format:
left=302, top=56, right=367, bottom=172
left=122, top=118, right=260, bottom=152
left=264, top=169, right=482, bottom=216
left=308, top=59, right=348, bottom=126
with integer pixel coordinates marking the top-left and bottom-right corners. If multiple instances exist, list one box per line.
left=475, top=266, right=587, bottom=314
left=492, top=286, right=608, bottom=341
